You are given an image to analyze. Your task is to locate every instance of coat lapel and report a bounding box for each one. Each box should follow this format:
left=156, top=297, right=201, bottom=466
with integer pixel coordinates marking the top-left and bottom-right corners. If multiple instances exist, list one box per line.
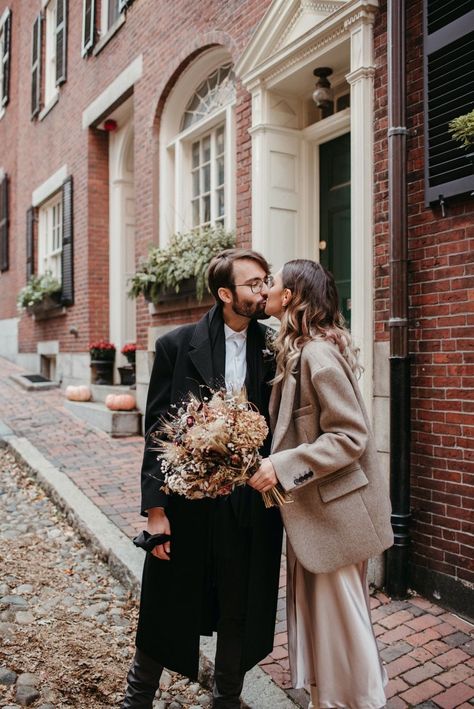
left=188, top=305, right=224, bottom=388
left=271, top=372, right=297, bottom=452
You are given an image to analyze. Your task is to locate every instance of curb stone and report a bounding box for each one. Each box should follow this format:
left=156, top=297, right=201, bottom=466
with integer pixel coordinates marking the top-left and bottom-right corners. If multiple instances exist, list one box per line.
left=0, top=426, right=302, bottom=709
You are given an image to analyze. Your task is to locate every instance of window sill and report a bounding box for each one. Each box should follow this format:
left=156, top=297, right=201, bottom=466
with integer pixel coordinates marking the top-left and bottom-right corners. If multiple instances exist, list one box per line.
left=39, top=92, right=59, bottom=121
left=93, top=14, right=126, bottom=57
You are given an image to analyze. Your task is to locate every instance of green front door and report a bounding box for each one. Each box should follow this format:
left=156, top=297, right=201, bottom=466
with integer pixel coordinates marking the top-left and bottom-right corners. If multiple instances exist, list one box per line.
left=319, top=132, right=351, bottom=327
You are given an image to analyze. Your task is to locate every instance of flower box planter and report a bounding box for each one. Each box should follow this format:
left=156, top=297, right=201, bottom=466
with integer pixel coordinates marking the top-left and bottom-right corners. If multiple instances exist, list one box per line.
left=26, top=292, right=63, bottom=320
left=118, top=364, right=135, bottom=386
left=90, top=360, right=115, bottom=385
left=144, top=277, right=198, bottom=304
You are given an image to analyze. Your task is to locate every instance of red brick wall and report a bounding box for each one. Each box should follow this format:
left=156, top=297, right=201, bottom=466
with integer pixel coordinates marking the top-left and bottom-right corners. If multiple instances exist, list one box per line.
left=0, top=1, right=20, bottom=321
left=374, top=0, right=474, bottom=590
left=0, top=0, right=271, bottom=350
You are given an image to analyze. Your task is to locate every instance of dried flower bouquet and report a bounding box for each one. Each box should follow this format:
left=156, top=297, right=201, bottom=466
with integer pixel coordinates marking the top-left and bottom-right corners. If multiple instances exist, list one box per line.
left=153, top=389, right=290, bottom=508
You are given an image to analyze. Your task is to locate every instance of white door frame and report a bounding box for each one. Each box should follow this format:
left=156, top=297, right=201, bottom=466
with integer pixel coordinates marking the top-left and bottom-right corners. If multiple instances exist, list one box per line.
left=109, top=117, right=136, bottom=373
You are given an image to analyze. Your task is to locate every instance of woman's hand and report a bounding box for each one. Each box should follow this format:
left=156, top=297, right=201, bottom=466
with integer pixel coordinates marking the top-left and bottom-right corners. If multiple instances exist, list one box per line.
left=248, top=458, right=278, bottom=492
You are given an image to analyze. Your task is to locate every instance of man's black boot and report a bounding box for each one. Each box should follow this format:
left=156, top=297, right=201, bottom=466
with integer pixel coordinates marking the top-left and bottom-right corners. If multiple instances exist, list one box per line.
left=121, top=648, right=163, bottom=709
left=212, top=668, right=244, bottom=709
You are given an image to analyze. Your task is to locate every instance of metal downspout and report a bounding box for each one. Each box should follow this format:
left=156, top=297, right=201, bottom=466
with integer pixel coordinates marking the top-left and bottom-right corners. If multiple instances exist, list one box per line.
left=385, top=0, right=411, bottom=598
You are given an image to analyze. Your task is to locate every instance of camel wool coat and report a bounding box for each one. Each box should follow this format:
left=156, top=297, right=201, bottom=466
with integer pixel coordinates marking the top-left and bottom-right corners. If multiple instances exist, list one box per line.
left=269, top=338, right=393, bottom=574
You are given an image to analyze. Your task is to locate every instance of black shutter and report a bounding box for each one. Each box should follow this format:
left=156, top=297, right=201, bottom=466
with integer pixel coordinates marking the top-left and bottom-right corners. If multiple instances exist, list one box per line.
left=26, top=207, right=35, bottom=280
left=119, top=0, right=135, bottom=13
left=1, top=9, right=11, bottom=108
left=82, top=0, right=95, bottom=55
left=31, top=14, right=42, bottom=118
left=55, top=0, right=67, bottom=85
left=61, top=176, right=74, bottom=306
left=0, top=174, right=8, bottom=272
left=424, top=3, right=474, bottom=203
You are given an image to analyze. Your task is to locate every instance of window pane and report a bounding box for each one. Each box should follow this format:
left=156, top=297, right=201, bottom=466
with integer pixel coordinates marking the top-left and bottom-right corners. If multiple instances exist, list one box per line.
left=192, top=142, right=200, bottom=168
left=192, top=199, right=200, bottom=227
left=202, top=164, right=210, bottom=193
left=217, top=157, right=225, bottom=187
left=217, top=188, right=225, bottom=218
left=216, top=126, right=225, bottom=155
left=202, top=136, right=211, bottom=163
left=192, top=170, right=199, bottom=197
left=108, top=0, right=119, bottom=27
left=203, top=195, right=210, bottom=223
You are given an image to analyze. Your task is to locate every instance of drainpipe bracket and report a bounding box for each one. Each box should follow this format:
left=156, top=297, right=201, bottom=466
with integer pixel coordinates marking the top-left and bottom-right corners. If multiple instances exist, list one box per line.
left=388, top=127, right=410, bottom=137
left=389, top=317, right=408, bottom=326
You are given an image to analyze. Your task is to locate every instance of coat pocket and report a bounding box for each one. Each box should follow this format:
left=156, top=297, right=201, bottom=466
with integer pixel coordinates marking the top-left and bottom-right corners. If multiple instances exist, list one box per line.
left=318, top=463, right=369, bottom=503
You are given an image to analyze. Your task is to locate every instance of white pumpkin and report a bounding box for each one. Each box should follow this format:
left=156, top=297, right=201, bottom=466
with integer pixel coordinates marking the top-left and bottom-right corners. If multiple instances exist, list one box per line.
left=65, top=385, right=91, bottom=402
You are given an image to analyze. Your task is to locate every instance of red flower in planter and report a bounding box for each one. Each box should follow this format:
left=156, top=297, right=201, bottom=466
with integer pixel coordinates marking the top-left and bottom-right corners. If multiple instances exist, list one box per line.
left=89, top=341, right=116, bottom=361
left=121, top=342, right=137, bottom=363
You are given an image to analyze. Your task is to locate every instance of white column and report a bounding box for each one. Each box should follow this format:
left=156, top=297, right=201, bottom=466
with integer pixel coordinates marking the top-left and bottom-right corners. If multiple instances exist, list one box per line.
left=346, top=17, right=376, bottom=419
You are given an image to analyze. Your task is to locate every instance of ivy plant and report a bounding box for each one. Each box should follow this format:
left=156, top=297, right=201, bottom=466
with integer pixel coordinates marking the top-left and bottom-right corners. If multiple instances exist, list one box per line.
left=17, top=272, right=62, bottom=311
left=128, top=225, right=235, bottom=303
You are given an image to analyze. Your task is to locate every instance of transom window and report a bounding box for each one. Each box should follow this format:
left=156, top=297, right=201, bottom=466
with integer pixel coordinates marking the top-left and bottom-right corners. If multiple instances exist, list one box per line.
left=38, top=193, right=63, bottom=282
left=182, top=64, right=234, bottom=130
left=191, top=125, right=225, bottom=228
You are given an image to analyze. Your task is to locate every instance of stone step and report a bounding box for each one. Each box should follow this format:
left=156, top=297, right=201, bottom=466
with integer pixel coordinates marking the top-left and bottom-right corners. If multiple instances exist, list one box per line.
left=90, top=384, right=135, bottom=403
left=64, top=400, right=141, bottom=437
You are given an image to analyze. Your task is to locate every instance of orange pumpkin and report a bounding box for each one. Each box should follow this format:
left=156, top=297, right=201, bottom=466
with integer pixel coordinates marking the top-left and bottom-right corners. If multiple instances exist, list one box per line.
left=66, top=385, right=91, bottom=402
left=105, top=394, right=136, bottom=411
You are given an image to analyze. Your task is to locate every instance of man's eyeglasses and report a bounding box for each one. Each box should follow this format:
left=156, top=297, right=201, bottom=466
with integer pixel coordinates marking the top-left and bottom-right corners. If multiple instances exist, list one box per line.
left=232, top=275, right=274, bottom=294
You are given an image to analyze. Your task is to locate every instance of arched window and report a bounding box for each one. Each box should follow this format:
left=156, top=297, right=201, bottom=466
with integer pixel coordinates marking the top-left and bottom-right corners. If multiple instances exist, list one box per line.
left=160, top=49, right=236, bottom=240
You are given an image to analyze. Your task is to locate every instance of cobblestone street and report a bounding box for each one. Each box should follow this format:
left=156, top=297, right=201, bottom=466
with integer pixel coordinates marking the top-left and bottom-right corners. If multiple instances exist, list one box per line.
left=0, top=448, right=213, bottom=709
left=1, top=357, right=473, bottom=708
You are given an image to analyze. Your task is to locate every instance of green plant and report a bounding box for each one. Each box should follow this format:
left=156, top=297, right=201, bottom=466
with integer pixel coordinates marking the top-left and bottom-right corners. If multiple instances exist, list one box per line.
left=17, top=272, right=62, bottom=311
left=449, top=109, right=474, bottom=148
left=128, top=225, right=235, bottom=303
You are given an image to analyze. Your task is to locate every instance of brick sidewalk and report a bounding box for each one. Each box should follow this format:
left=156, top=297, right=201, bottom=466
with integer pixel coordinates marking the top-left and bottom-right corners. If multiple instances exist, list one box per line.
left=0, top=356, right=472, bottom=707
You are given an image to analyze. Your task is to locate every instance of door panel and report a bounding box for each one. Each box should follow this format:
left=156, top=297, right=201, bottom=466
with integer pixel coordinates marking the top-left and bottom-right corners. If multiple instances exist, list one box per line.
left=319, top=133, right=351, bottom=327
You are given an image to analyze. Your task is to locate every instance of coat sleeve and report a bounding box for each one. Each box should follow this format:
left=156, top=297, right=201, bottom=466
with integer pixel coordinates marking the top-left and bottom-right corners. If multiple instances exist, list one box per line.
left=140, top=337, right=174, bottom=515
left=269, top=364, right=369, bottom=493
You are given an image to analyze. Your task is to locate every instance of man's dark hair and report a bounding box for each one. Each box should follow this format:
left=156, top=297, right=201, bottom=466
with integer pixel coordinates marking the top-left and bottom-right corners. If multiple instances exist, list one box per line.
left=207, top=248, right=270, bottom=305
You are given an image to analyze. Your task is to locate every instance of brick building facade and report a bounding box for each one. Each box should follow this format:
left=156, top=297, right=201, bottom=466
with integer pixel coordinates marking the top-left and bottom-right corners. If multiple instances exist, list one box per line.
left=0, top=0, right=472, bottom=611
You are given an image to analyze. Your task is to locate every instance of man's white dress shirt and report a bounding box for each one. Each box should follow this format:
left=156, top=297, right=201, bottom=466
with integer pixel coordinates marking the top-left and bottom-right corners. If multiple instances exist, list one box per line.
left=224, top=323, right=248, bottom=393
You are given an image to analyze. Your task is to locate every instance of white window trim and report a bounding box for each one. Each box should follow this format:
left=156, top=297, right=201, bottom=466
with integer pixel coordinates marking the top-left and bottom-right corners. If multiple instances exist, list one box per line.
left=38, top=191, right=63, bottom=282
left=44, top=0, right=59, bottom=107
left=160, top=48, right=236, bottom=244
left=32, top=165, right=68, bottom=207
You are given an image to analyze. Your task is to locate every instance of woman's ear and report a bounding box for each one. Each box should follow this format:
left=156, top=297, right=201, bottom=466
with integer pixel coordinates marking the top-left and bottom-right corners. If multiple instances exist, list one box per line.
left=218, top=286, right=233, bottom=304
left=282, top=288, right=292, bottom=307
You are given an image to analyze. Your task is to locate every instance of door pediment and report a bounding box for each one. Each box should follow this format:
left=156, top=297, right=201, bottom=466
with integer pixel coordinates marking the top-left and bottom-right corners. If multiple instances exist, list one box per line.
left=235, top=0, right=378, bottom=87
left=236, top=0, right=346, bottom=79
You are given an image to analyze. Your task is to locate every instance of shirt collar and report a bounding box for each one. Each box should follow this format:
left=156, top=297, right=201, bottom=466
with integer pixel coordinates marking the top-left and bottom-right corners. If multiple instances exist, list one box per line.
left=224, top=323, right=248, bottom=342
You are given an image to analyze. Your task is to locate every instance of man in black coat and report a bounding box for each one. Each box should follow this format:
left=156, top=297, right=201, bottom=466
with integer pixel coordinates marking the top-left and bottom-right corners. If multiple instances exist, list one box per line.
left=122, top=249, right=283, bottom=709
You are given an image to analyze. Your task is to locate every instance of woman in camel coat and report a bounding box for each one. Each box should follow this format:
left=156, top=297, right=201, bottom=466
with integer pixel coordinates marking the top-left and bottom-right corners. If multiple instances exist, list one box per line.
left=249, top=260, right=393, bottom=709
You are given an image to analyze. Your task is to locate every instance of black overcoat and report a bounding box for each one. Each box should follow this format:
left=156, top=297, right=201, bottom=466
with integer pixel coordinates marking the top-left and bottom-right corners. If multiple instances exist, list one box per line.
left=135, top=305, right=283, bottom=679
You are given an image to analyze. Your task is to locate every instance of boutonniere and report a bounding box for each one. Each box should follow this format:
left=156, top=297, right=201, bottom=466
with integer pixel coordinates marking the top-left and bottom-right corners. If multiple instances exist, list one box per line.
left=262, top=327, right=277, bottom=362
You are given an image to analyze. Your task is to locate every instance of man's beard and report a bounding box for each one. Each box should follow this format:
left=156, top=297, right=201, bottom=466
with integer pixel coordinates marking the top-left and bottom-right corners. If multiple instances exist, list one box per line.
left=231, top=297, right=269, bottom=320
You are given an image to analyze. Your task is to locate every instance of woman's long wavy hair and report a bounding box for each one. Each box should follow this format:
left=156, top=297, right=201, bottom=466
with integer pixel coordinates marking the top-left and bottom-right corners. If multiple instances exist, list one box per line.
left=272, top=259, right=362, bottom=383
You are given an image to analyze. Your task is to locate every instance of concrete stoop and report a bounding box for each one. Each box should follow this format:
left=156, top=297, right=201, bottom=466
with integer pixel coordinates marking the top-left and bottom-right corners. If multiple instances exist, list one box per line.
left=64, top=399, right=141, bottom=437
